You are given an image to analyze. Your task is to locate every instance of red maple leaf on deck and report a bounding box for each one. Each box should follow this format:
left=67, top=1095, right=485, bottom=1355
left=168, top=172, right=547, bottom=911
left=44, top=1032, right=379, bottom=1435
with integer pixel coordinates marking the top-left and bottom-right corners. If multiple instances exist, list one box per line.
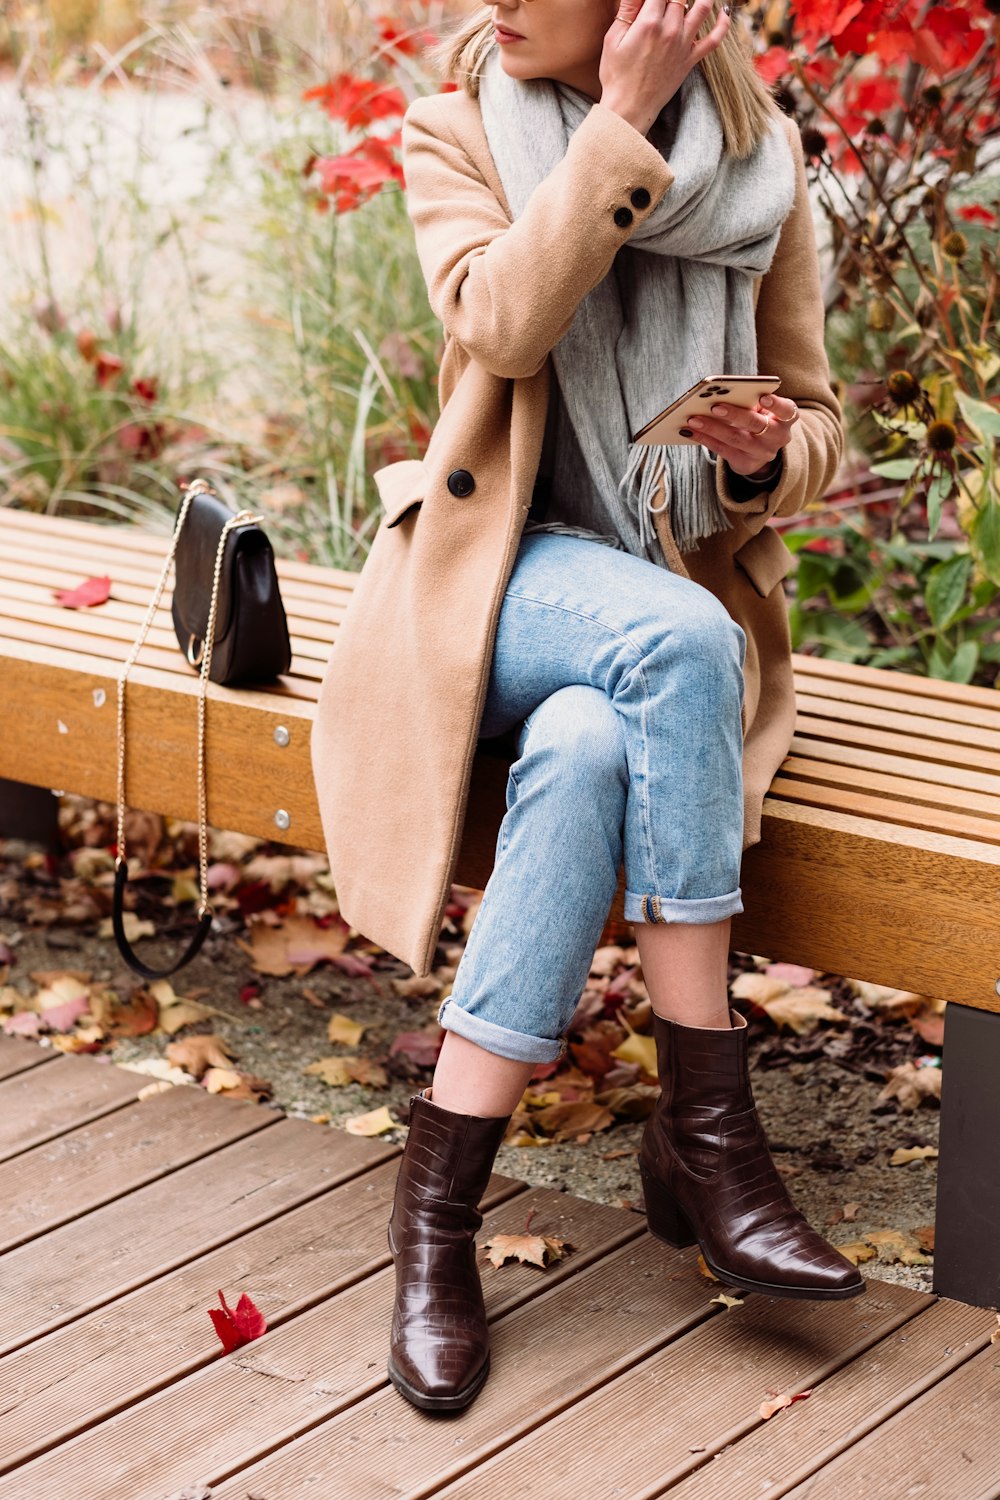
left=208, top=1289, right=268, bottom=1353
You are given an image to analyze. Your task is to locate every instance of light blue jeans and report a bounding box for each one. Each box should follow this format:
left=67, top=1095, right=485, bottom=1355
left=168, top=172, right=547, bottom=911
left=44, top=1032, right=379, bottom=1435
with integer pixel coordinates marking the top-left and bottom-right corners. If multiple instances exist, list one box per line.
left=437, top=531, right=748, bottom=1065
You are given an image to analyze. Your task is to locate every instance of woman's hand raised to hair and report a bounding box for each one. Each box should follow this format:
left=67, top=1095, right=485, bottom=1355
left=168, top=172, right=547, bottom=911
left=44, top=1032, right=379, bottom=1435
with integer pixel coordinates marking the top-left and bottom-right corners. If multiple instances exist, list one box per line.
left=600, top=0, right=731, bottom=137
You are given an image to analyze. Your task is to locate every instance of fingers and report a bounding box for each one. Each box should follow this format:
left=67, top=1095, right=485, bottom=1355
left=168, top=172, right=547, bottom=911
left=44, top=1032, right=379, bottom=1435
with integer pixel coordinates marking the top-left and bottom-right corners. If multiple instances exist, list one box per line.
left=682, top=400, right=798, bottom=461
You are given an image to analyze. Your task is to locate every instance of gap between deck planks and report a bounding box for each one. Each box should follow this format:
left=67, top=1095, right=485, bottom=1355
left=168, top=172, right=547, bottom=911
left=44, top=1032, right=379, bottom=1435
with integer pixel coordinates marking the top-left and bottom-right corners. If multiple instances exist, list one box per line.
left=0, top=1038, right=998, bottom=1500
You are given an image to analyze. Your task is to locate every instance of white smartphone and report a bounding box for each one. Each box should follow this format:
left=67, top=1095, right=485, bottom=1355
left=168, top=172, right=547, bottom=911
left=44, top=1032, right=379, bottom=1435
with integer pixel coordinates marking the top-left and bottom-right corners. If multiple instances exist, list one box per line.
left=633, top=375, right=782, bottom=446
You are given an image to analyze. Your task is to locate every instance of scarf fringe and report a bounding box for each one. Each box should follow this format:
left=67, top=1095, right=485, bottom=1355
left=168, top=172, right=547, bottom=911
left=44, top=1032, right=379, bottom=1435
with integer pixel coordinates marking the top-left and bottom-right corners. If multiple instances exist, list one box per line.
left=619, top=442, right=734, bottom=555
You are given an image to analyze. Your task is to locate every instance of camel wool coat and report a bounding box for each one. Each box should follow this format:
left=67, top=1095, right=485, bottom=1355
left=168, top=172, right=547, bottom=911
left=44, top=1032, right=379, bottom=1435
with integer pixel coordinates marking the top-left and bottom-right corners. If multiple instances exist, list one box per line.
left=310, top=85, right=844, bottom=978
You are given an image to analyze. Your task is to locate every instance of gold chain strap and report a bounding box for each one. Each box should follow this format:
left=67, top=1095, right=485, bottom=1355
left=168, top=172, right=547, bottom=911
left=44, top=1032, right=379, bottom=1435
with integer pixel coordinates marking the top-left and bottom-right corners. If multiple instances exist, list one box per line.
left=116, top=479, right=263, bottom=917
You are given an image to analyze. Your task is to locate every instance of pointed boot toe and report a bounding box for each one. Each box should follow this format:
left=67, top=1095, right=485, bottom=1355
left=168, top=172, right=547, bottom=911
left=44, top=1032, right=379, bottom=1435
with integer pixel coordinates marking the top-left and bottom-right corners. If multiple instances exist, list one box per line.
left=640, top=1007, right=867, bottom=1302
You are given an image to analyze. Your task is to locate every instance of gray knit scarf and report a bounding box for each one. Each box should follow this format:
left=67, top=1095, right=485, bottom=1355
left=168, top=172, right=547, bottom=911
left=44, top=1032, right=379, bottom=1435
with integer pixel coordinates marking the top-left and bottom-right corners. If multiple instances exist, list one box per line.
left=477, top=46, right=796, bottom=557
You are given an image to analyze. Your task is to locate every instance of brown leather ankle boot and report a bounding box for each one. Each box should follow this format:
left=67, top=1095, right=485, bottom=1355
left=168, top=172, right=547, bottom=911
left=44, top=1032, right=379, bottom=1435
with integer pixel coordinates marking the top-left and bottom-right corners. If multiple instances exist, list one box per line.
left=638, top=1006, right=865, bottom=1299
left=386, top=1086, right=511, bottom=1411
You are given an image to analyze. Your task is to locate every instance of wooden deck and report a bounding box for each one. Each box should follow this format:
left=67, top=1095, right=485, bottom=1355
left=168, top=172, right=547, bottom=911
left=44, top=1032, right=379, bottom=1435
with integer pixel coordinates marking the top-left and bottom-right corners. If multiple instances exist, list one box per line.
left=1, top=1036, right=998, bottom=1499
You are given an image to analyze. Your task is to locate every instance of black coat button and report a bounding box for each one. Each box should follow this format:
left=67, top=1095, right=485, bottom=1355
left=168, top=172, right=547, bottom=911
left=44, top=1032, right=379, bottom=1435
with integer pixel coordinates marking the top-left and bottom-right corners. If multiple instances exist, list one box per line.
left=447, top=469, right=475, bottom=497
left=630, top=187, right=651, bottom=209
left=613, top=206, right=633, bottom=228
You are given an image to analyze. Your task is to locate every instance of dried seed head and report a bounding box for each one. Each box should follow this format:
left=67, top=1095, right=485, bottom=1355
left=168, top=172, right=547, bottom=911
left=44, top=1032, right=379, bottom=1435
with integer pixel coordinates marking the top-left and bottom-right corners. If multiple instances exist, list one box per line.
left=887, top=371, right=920, bottom=406
left=942, top=231, right=969, bottom=262
left=927, top=420, right=957, bottom=453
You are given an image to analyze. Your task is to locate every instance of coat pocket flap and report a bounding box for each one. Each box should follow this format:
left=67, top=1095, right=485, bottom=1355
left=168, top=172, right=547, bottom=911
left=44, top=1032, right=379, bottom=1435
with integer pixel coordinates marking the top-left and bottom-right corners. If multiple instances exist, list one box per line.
left=733, top=525, right=796, bottom=598
left=374, top=458, right=427, bottom=528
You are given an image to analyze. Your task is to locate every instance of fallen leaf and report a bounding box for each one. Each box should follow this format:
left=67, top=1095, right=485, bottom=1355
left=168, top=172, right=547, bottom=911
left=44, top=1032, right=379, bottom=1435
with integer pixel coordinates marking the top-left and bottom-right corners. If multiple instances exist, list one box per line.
left=888, top=1145, right=939, bottom=1166
left=347, top=1057, right=388, bottom=1088
left=115, top=1057, right=195, bottom=1087
left=105, top=988, right=160, bottom=1038
left=303, top=1056, right=352, bottom=1087
left=709, top=1292, right=744, bottom=1308
left=730, top=971, right=790, bottom=1004
left=764, top=963, right=815, bottom=987
left=836, top=1238, right=878, bottom=1265
left=203, top=1066, right=244, bottom=1094
left=757, top=986, right=849, bottom=1035
left=862, top=1227, right=932, bottom=1265
left=388, top=1026, right=445, bottom=1067
left=913, top=1224, right=935, bottom=1253
left=166, top=1033, right=236, bottom=1080
left=3, top=1011, right=42, bottom=1036
left=481, top=1231, right=572, bottom=1269
left=990, top=1314, right=1000, bottom=1345
left=237, top=915, right=351, bottom=977
left=54, top=575, right=111, bottom=609
left=696, top=1254, right=719, bottom=1282
left=530, top=1099, right=615, bottom=1142
left=159, top=999, right=216, bottom=1035
left=208, top=1288, right=267, bottom=1352
left=390, top=975, right=442, bottom=1000
left=878, top=1063, right=942, bottom=1111
left=760, top=1388, right=811, bottom=1420
left=344, top=1105, right=397, bottom=1136
left=98, top=912, right=155, bottom=944
left=327, top=1013, right=365, bottom=1047
left=610, top=1015, right=658, bottom=1080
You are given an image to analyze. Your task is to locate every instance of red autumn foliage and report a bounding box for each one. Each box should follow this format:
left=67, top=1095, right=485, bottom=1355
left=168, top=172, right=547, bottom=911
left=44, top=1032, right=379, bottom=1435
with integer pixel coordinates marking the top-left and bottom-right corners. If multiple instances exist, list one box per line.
left=207, top=1289, right=268, bottom=1353
left=54, top=576, right=112, bottom=609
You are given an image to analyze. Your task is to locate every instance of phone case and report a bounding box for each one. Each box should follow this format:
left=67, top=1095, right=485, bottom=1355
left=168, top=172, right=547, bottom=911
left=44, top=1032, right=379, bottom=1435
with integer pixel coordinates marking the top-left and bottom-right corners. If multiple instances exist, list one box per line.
left=633, top=375, right=782, bottom=447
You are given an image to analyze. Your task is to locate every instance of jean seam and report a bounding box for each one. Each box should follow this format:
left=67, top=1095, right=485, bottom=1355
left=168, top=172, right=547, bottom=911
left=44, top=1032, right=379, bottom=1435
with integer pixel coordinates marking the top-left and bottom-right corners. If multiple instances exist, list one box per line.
left=502, top=589, right=659, bottom=663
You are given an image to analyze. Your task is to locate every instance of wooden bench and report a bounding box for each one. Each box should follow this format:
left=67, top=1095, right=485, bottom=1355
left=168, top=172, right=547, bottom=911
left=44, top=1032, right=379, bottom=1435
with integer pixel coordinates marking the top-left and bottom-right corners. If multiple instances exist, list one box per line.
left=1, top=504, right=998, bottom=1309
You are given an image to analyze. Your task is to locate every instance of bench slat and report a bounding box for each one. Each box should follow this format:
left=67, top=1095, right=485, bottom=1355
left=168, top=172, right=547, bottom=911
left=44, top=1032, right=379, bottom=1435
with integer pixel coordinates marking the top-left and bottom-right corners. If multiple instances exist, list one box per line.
left=0, top=505, right=358, bottom=587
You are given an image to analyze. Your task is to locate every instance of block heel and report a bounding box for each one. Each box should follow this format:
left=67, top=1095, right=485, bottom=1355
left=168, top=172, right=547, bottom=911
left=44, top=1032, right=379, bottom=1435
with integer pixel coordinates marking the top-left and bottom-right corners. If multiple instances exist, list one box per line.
left=639, top=1162, right=698, bottom=1249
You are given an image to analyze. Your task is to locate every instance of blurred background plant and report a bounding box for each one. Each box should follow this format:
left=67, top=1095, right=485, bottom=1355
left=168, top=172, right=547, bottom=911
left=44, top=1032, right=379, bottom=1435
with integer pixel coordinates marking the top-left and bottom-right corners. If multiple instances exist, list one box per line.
left=1, top=0, right=999, bottom=670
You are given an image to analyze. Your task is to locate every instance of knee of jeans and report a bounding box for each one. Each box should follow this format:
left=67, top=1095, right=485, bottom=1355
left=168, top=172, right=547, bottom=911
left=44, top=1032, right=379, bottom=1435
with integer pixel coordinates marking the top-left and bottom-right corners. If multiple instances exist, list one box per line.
left=668, top=602, right=747, bottom=679
left=521, top=685, right=627, bottom=783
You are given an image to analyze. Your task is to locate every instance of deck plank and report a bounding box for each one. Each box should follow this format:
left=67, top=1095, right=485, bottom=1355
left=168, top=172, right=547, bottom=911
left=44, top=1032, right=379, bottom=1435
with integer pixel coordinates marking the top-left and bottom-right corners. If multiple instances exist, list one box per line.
left=778, top=1340, right=1000, bottom=1500
left=0, top=1184, right=642, bottom=1496
left=0, top=1036, right=59, bottom=1081
left=0, top=1116, right=397, bottom=1356
left=655, top=1297, right=993, bottom=1500
left=0, top=1054, right=144, bottom=1161
left=398, top=1280, right=933, bottom=1500
left=0, top=1086, right=274, bottom=1253
left=0, top=1161, right=526, bottom=1477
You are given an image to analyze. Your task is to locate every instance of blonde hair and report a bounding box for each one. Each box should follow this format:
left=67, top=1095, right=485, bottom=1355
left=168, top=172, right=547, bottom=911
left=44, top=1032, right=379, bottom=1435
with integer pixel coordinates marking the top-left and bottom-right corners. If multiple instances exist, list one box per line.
left=421, top=4, right=782, bottom=160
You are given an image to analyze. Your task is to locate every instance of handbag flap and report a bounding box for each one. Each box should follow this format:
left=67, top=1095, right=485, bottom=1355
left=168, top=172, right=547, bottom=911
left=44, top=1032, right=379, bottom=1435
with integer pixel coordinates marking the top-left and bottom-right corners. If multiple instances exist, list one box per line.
left=173, top=489, right=270, bottom=643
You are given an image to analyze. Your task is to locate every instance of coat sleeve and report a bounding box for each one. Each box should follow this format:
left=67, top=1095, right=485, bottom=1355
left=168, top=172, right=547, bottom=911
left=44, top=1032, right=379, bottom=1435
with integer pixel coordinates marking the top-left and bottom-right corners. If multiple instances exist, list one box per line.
left=401, top=94, right=676, bottom=380
left=714, top=115, right=844, bottom=533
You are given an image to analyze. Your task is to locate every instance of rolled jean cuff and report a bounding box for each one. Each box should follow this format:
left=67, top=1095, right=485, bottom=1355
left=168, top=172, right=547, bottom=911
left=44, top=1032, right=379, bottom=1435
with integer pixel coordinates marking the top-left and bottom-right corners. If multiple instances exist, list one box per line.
left=437, top=996, right=566, bottom=1065
left=624, top=887, right=744, bottom=924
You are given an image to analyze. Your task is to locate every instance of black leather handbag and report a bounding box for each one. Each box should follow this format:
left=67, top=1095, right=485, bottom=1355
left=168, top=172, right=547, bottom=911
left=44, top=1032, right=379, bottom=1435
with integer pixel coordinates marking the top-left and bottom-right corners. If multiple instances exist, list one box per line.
left=170, top=482, right=292, bottom=686
left=112, top=478, right=292, bottom=981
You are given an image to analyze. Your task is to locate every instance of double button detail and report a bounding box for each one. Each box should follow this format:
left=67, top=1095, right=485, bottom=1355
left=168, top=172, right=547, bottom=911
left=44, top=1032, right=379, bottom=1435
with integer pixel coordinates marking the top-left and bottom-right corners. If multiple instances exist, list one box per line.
left=447, top=469, right=476, bottom=498
left=613, top=186, right=652, bottom=229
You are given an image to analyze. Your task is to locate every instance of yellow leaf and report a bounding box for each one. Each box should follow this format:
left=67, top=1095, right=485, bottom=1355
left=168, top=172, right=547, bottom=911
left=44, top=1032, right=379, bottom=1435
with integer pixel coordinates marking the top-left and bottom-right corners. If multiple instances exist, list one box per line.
left=889, top=1145, right=939, bottom=1166
left=730, top=971, right=789, bottom=1003
left=836, top=1239, right=877, bottom=1265
left=610, top=1024, right=658, bottom=1080
left=327, top=1013, right=365, bottom=1047
left=862, top=1227, right=932, bottom=1266
left=159, top=1000, right=216, bottom=1035
left=202, top=1066, right=243, bottom=1094
left=480, top=1232, right=572, bottom=1269
left=709, top=1292, right=744, bottom=1308
left=697, top=1253, right=719, bottom=1282
left=303, top=1056, right=353, bottom=1087
left=345, top=1105, right=397, bottom=1136
left=98, top=912, right=155, bottom=943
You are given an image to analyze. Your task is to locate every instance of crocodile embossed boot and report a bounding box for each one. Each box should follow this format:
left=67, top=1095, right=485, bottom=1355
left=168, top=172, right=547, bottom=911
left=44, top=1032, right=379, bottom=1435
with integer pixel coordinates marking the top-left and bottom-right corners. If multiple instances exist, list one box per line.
left=639, top=1006, right=865, bottom=1299
left=387, top=1085, right=512, bottom=1411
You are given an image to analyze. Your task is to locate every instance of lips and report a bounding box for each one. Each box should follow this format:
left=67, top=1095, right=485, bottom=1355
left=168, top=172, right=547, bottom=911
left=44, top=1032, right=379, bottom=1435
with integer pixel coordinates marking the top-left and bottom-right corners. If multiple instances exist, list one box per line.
left=494, top=23, right=524, bottom=39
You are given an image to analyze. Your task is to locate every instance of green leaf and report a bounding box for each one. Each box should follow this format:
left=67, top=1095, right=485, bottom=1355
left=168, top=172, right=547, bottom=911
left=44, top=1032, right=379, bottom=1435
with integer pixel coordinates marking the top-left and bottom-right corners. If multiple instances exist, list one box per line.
left=924, top=553, right=971, bottom=630
left=956, top=391, right=1000, bottom=441
left=926, top=470, right=954, bottom=540
left=972, top=501, right=1000, bottom=585
left=869, top=458, right=918, bottom=480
